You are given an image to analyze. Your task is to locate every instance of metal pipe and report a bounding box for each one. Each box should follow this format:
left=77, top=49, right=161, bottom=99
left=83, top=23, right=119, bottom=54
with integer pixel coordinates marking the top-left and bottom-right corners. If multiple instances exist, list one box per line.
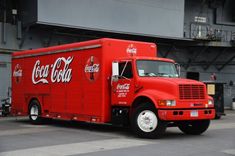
left=1, top=0, right=7, bottom=44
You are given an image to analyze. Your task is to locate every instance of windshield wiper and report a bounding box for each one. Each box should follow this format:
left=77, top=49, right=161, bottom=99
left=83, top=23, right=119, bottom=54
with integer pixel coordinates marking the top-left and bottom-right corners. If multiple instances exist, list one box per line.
left=143, top=72, right=157, bottom=76
left=157, top=73, right=170, bottom=77
left=142, top=72, right=174, bottom=77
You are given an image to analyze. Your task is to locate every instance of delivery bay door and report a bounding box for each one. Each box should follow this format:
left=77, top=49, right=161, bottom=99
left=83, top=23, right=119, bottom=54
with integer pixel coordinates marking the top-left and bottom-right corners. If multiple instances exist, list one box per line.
left=82, top=54, right=103, bottom=117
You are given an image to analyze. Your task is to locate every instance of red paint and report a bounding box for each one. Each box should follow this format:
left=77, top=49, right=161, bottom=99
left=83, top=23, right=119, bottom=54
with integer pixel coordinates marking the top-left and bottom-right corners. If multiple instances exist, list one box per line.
left=158, top=109, right=215, bottom=120
left=11, top=38, right=215, bottom=124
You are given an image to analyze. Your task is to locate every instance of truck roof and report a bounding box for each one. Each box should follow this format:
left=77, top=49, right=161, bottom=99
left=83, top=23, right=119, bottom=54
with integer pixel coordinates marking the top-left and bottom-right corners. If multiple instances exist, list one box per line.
left=115, top=56, right=175, bottom=63
left=135, top=56, right=175, bottom=63
left=12, top=38, right=156, bottom=59
left=12, top=39, right=103, bottom=58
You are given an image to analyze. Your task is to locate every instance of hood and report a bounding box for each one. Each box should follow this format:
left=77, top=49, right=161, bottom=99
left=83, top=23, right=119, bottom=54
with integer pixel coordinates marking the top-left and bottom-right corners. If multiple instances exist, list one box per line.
left=157, top=78, right=204, bottom=85
left=137, top=77, right=205, bottom=99
left=138, top=77, right=204, bottom=86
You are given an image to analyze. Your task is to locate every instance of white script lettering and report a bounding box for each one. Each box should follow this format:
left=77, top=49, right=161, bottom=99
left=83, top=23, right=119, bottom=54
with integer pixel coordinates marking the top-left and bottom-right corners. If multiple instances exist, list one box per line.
left=32, top=56, right=73, bottom=84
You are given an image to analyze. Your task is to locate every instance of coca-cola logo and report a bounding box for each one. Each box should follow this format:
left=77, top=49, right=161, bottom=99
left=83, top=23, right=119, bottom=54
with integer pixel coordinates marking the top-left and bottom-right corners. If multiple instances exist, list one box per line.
left=117, top=84, right=130, bottom=90
left=84, top=56, right=100, bottom=81
left=126, top=44, right=137, bottom=55
left=13, top=64, right=23, bottom=83
left=32, top=56, right=73, bottom=84
left=116, top=83, right=130, bottom=98
left=85, top=64, right=99, bottom=73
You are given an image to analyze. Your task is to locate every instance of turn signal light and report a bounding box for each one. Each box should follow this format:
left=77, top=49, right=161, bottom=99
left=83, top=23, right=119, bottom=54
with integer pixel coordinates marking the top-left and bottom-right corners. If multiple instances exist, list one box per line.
left=158, top=100, right=166, bottom=106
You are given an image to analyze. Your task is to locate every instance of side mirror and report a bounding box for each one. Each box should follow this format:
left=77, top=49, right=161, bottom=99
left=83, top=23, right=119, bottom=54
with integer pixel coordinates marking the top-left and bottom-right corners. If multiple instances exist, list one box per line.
left=112, top=61, right=119, bottom=82
left=175, top=63, right=181, bottom=77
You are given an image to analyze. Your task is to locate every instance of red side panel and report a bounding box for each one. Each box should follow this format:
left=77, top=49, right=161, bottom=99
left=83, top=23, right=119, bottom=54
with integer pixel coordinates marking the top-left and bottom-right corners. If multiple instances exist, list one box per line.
left=11, top=38, right=157, bottom=123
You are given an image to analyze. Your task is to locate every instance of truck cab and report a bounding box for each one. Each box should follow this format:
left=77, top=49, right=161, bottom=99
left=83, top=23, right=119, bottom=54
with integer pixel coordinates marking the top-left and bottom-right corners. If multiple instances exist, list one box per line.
left=111, top=56, right=215, bottom=138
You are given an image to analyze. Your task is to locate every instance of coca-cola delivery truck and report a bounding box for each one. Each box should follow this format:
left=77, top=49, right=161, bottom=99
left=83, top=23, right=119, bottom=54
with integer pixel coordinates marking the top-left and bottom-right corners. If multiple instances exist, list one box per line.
left=12, top=38, right=215, bottom=138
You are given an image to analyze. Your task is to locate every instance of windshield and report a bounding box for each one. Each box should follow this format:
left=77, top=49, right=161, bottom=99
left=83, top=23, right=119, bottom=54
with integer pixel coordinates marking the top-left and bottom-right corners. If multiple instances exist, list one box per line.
left=136, top=60, right=179, bottom=78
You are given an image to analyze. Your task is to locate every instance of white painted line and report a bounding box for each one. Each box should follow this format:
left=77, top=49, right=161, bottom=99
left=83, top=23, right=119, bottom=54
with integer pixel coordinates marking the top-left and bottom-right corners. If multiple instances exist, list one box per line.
left=0, top=116, right=28, bottom=121
left=0, top=128, right=55, bottom=137
left=20, top=124, right=49, bottom=128
left=222, top=149, right=235, bottom=155
left=0, top=138, right=154, bottom=156
left=209, top=123, right=235, bottom=130
left=227, top=113, right=235, bottom=116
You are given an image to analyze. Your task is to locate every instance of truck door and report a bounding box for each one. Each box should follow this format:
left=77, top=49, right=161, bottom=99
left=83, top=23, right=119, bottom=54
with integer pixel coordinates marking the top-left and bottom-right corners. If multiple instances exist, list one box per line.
left=111, top=61, right=134, bottom=106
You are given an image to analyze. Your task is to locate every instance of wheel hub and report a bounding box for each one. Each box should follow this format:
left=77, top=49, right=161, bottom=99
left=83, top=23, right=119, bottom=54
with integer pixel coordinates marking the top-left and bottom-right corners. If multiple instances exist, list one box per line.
left=137, top=110, right=158, bottom=132
left=30, top=105, right=39, bottom=121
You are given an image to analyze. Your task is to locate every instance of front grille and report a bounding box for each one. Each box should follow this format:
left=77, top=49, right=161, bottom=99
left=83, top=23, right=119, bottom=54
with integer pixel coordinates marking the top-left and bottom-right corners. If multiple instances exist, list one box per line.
left=179, top=84, right=205, bottom=100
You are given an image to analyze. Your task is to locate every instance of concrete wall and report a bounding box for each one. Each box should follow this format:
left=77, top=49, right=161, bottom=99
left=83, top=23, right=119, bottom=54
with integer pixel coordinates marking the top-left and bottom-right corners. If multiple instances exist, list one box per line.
left=0, top=54, right=11, bottom=100
left=0, top=23, right=19, bottom=50
left=35, top=0, right=184, bottom=38
left=0, top=23, right=15, bottom=101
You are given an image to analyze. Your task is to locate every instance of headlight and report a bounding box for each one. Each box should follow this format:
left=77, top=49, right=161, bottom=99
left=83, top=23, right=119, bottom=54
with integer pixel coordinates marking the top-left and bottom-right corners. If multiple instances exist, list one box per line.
left=158, top=100, right=176, bottom=106
left=208, top=99, right=214, bottom=106
left=166, top=100, right=176, bottom=106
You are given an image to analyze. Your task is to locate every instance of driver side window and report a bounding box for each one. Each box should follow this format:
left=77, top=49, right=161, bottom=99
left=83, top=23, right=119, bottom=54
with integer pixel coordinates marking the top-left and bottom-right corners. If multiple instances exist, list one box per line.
left=119, top=62, right=133, bottom=79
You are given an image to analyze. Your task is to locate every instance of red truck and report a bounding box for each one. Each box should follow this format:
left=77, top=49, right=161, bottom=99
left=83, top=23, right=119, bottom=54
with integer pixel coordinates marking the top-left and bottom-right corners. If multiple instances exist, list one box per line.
left=12, top=38, right=215, bottom=138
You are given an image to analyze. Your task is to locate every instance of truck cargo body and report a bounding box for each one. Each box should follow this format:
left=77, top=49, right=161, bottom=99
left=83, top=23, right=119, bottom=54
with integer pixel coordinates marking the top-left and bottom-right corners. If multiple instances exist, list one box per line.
left=12, top=38, right=156, bottom=123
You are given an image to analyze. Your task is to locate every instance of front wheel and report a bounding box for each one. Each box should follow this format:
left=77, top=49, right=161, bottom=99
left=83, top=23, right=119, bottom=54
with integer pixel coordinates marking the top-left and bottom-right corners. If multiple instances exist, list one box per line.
left=131, top=104, right=166, bottom=138
left=215, top=114, right=221, bottom=119
left=178, top=120, right=210, bottom=135
left=29, top=100, right=42, bottom=124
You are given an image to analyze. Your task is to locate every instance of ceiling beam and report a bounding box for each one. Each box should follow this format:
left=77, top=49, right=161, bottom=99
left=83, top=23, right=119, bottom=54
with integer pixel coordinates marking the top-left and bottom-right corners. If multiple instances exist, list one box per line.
left=203, top=48, right=227, bottom=70
left=216, top=54, right=235, bottom=71
left=185, top=46, right=209, bottom=70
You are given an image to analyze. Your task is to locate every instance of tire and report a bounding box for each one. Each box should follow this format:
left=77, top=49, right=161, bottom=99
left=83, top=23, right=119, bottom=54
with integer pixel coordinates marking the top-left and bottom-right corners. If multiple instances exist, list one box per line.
left=131, top=104, right=166, bottom=138
left=214, top=114, right=221, bottom=119
left=29, top=100, right=42, bottom=124
left=178, top=120, right=210, bottom=135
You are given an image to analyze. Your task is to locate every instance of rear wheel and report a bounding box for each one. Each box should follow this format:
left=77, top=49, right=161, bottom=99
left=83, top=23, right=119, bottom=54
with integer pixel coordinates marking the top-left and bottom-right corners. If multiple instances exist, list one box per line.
left=131, top=104, right=166, bottom=138
left=29, top=100, right=42, bottom=124
left=178, top=120, right=210, bottom=135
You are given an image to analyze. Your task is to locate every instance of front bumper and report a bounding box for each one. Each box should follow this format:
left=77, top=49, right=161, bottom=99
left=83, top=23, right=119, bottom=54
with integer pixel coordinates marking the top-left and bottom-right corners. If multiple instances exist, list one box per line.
left=158, top=109, right=215, bottom=121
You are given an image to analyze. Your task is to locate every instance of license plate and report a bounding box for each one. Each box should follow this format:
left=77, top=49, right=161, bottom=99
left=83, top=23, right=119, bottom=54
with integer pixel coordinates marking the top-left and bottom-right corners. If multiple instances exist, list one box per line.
left=190, top=110, right=198, bottom=117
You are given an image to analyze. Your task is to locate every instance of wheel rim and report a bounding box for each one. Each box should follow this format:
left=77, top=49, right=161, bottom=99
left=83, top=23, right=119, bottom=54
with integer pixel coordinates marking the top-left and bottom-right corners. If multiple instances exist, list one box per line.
left=30, top=105, right=39, bottom=121
left=137, top=110, right=158, bottom=133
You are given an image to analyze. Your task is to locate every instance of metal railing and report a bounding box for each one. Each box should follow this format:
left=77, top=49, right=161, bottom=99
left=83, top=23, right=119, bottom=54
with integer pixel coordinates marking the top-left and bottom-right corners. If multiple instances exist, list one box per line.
left=190, top=23, right=235, bottom=42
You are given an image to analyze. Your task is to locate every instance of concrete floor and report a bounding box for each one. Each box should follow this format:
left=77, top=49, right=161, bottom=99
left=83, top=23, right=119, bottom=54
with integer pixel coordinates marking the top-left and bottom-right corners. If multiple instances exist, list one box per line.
left=0, top=111, right=235, bottom=156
